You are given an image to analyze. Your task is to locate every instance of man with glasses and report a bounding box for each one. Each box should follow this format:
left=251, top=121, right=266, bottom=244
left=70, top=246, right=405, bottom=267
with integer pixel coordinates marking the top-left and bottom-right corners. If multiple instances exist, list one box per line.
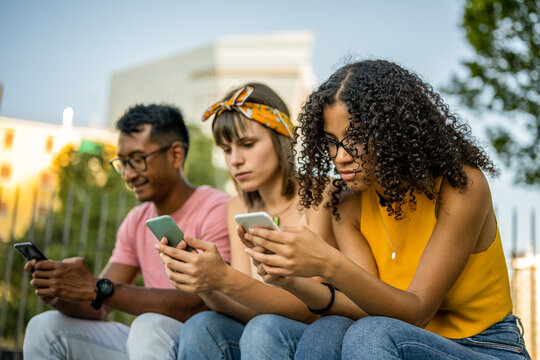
left=23, top=104, right=230, bottom=360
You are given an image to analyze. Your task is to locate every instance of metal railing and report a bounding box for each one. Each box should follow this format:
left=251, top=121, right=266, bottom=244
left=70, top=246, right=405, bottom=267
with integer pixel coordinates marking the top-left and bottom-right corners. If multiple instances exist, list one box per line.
left=0, top=183, right=135, bottom=359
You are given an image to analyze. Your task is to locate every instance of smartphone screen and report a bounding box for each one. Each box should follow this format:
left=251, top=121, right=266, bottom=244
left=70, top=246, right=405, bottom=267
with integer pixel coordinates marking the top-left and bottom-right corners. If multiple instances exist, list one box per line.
left=14, top=242, right=48, bottom=261
left=145, top=215, right=195, bottom=252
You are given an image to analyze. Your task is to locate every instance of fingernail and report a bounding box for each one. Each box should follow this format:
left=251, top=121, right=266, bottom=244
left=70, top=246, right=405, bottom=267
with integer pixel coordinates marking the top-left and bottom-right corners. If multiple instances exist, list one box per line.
left=244, top=248, right=252, bottom=255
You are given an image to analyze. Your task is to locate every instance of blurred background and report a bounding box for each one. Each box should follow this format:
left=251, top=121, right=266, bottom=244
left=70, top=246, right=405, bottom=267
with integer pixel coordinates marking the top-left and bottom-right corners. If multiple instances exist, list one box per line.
left=0, top=0, right=539, bottom=358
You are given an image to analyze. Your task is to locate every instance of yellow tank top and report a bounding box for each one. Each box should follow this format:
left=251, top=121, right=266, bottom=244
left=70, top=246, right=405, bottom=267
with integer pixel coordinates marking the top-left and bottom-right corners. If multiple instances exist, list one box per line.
left=360, top=185, right=512, bottom=339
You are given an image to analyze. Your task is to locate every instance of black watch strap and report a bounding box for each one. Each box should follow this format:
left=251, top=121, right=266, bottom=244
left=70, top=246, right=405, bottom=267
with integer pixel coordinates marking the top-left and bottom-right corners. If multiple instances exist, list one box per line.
left=91, top=278, right=114, bottom=310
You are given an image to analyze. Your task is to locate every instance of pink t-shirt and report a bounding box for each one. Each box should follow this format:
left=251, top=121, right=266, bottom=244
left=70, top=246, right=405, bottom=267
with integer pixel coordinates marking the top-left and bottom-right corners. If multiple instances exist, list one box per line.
left=109, top=186, right=230, bottom=289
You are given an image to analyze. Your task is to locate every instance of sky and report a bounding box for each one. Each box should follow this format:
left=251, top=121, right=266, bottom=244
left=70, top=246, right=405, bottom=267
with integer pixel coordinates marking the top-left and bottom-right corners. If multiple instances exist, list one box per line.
left=0, top=0, right=538, bottom=254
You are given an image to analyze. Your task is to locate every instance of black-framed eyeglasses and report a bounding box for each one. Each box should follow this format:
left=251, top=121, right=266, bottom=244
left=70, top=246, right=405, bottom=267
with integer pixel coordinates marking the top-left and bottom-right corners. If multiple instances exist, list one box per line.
left=109, top=144, right=172, bottom=174
left=315, top=136, right=360, bottom=159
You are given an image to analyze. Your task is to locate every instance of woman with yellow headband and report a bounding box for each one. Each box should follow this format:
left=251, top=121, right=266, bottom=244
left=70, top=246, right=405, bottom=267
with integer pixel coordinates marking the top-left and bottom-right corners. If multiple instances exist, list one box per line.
left=155, top=83, right=336, bottom=359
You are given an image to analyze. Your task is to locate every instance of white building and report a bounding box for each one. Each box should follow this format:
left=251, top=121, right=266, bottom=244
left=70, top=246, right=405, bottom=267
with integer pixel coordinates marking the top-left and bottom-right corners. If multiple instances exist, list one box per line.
left=106, top=31, right=317, bottom=129
left=0, top=115, right=117, bottom=242
left=512, top=251, right=539, bottom=359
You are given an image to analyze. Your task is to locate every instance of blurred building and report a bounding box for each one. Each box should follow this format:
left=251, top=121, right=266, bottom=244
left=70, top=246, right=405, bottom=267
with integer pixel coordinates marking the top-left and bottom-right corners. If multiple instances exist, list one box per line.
left=106, top=31, right=316, bottom=128
left=0, top=115, right=117, bottom=243
left=512, top=250, right=539, bottom=358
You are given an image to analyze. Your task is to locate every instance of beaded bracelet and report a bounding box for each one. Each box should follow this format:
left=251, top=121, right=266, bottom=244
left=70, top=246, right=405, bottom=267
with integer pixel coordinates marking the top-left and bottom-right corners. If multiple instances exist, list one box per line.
left=307, top=282, right=335, bottom=315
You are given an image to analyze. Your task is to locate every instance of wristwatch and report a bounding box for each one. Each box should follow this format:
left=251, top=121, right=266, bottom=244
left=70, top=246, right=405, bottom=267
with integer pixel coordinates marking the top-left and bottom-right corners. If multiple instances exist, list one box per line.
left=91, top=278, right=114, bottom=310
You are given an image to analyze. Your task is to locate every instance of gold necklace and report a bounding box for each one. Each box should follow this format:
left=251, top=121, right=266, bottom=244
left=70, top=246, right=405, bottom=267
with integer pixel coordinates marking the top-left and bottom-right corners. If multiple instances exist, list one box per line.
left=376, top=203, right=407, bottom=260
left=264, top=196, right=296, bottom=226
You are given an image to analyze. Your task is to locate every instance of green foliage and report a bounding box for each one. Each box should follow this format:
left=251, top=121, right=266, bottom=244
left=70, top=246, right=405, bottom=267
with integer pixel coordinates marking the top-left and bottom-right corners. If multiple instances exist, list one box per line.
left=447, top=0, right=540, bottom=185
left=185, top=124, right=228, bottom=190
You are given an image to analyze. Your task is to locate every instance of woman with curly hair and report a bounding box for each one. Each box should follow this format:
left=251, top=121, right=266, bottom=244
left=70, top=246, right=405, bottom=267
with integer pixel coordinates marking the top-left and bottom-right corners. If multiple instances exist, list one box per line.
left=244, top=60, right=530, bottom=359
left=155, top=83, right=336, bottom=359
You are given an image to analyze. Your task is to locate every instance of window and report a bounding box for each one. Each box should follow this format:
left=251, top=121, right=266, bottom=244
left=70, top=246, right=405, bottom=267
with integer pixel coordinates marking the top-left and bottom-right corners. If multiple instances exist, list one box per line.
left=0, top=201, right=7, bottom=218
left=0, top=164, right=11, bottom=181
left=38, top=205, right=50, bottom=218
left=45, top=136, right=54, bottom=153
left=41, top=172, right=54, bottom=188
left=4, top=129, right=14, bottom=149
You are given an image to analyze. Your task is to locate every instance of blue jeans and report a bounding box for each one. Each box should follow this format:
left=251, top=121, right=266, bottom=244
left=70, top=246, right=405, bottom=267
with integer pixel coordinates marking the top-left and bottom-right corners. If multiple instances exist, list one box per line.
left=178, top=311, right=307, bottom=360
left=295, top=316, right=355, bottom=359
left=23, top=311, right=183, bottom=360
left=296, top=314, right=530, bottom=359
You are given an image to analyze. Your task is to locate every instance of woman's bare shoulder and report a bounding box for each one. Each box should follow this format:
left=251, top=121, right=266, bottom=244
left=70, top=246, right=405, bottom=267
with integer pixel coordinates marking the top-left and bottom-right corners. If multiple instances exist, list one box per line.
left=227, top=195, right=245, bottom=216
left=440, top=166, right=491, bottom=200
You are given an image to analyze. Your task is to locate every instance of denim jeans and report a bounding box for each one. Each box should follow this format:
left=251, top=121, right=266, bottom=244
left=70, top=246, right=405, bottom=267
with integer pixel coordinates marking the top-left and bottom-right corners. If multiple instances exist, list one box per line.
left=23, top=311, right=184, bottom=360
left=295, top=314, right=530, bottom=359
left=178, top=311, right=307, bottom=360
left=295, top=315, right=355, bottom=359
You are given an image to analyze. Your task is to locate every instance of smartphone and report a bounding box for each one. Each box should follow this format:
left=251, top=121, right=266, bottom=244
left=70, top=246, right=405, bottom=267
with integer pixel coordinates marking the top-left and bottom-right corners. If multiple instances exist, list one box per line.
left=234, top=212, right=280, bottom=231
left=235, top=212, right=279, bottom=251
left=145, top=215, right=195, bottom=252
left=14, top=242, right=48, bottom=262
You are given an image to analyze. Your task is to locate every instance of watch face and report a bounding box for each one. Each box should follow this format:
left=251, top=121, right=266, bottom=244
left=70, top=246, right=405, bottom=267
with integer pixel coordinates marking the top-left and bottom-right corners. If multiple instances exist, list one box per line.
left=96, top=278, right=114, bottom=295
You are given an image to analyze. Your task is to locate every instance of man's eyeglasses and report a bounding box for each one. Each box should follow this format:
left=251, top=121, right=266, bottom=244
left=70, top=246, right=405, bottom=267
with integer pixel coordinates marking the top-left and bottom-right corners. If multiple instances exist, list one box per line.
left=315, top=136, right=360, bottom=159
left=109, top=144, right=172, bottom=174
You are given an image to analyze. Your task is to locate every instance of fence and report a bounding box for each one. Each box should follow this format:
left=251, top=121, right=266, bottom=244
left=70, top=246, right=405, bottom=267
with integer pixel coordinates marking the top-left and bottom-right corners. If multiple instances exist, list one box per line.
left=0, top=183, right=135, bottom=359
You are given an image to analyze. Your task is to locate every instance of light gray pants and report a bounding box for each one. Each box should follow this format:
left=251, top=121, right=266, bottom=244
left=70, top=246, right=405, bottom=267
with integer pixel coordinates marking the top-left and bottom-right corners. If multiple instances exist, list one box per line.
left=23, top=311, right=183, bottom=360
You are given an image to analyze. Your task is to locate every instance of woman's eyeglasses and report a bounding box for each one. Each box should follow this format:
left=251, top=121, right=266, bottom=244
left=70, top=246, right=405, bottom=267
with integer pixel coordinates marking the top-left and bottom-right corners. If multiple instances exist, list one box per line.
left=315, top=136, right=360, bottom=159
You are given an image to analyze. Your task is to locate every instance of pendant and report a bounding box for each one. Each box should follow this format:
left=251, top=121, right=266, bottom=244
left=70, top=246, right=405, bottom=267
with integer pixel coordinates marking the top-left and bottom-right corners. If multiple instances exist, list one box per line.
left=391, top=251, right=396, bottom=260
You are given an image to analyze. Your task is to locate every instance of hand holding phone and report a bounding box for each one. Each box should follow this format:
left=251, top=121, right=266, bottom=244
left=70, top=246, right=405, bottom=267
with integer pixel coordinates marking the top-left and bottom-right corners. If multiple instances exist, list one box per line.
left=14, top=242, right=48, bottom=262
left=145, top=215, right=195, bottom=252
left=234, top=212, right=280, bottom=232
left=235, top=212, right=280, bottom=251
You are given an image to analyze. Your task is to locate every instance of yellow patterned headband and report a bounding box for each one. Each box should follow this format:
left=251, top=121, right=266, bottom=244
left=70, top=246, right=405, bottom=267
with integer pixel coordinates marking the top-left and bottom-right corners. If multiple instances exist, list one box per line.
left=202, top=85, right=293, bottom=138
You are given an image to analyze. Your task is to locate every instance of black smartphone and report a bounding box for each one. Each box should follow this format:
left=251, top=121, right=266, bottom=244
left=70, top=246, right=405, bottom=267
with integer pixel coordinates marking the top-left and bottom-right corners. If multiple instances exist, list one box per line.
left=14, top=242, right=48, bottom=261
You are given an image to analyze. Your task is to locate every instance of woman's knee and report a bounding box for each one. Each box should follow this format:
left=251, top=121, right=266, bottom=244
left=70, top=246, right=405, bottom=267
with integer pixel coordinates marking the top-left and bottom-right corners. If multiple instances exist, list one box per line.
left=240, top=314, right=306, bottom=359
left=240, top=314, right=284, bottom=345
left=179, top=311, right=244, bottom=359
left=296, top=316, right=354, bottom=360
left=180, top=311, right=223, bottom=342
left=343, top=316, right=404, bottom=348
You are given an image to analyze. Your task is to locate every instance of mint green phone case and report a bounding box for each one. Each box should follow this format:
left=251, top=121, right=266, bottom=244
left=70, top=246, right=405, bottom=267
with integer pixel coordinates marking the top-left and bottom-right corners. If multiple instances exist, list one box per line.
left=145, top=215, right=195, bottom=251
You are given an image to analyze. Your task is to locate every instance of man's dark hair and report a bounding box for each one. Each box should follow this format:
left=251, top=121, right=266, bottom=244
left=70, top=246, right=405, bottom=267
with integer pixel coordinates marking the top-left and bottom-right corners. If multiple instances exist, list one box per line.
left=116, top=104, right=190, bottom=156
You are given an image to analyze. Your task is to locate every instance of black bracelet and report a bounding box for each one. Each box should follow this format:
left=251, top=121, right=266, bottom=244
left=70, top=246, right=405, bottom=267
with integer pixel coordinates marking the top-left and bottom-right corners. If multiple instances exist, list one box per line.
left=307, top=282, right=335, bottom=315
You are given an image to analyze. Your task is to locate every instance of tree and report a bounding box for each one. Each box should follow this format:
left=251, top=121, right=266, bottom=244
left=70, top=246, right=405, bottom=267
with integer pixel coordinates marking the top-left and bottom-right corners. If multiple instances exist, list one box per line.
left=185, top=124, right=229, bottom=189
left=447, top=0, right=539, bottom=185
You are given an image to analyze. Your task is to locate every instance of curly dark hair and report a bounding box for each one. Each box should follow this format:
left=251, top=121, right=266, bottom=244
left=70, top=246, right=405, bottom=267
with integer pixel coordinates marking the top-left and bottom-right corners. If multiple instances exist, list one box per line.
left=295, top=60, right=498, bottom=219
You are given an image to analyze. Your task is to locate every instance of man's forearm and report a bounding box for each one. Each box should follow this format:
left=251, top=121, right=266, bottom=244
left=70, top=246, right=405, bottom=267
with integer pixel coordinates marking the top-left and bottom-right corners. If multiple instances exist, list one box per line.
left=48, top=283, right=206, bottom=322
left=103, top=282, right=208, bottom=322
left=48, top=298, right=109, bottom=320
left=199, top=290, right=257, bottom=324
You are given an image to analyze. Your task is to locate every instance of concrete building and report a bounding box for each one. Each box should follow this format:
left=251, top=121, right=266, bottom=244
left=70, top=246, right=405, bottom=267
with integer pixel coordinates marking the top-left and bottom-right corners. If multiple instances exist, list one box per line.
left=512, top=250, right=539, bottom=359
left=0, top=114, right=117, bottom=242
left=106, top=31, right=316, bottom=129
